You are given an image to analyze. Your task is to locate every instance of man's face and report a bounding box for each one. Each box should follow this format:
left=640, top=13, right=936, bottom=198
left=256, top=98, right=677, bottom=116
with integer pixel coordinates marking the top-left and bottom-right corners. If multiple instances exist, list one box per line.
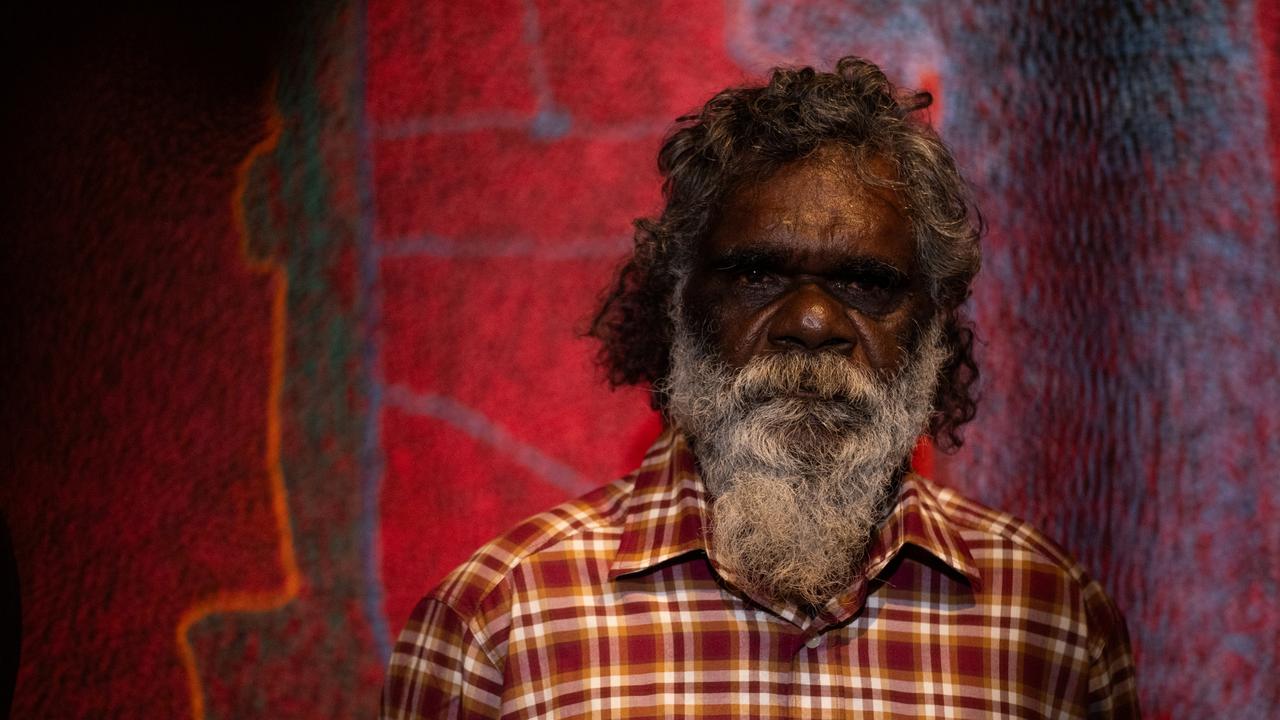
left=663, top=145, right=947, bottom=607
left=680, top=145, right=933, bottom=376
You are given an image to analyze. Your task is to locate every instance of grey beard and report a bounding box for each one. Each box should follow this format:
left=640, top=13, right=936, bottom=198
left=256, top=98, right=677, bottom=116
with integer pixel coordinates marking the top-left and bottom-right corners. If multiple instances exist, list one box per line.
left=660, top=319, right=947, bottom=608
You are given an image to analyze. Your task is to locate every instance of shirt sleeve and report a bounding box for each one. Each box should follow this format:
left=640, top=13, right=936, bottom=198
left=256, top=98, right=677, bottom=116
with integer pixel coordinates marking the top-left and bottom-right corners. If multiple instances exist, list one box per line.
left=1083, top=581, right=1141, bottom=719
left=381, top=597, right=505, bottom=720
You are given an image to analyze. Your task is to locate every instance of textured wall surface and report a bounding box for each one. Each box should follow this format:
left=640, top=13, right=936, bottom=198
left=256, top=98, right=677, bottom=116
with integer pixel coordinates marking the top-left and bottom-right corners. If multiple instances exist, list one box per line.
left=2, top=1, right=1278, bottom=718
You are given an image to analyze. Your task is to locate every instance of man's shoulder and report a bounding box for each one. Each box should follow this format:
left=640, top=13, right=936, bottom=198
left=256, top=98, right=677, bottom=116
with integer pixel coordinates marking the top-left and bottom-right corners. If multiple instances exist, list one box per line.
left=426, top=474, right=637, bottom=617
left=919, top=476, right=1093, bottom=583
left=915, top=476, right=1128, bottom=649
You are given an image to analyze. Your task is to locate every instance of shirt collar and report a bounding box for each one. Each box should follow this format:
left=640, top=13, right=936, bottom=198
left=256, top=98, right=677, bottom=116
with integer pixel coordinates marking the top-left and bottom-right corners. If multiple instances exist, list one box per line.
left=608, top=428, right=708, bottom=579
left=608, top=428, right=982, bottom=593
left=865, top=473, right=983, bottom=591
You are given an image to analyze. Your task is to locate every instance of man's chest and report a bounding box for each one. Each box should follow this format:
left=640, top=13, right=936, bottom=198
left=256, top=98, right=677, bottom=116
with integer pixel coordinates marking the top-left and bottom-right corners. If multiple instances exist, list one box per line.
left=493, top=576, right=1093, bottom=719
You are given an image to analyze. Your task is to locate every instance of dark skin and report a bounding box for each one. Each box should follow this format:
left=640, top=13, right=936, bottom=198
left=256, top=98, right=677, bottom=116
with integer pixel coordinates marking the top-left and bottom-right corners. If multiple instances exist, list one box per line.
left=681, top=146, right=935, bottom=379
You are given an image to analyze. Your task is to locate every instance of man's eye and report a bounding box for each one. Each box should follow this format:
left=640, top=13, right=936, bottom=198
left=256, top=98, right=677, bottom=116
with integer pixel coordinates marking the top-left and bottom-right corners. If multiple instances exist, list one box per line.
left=839, top=278, right=887, bottom=294
left=836, top=271, right=901, bottom=295
left=717, top=261, right=776, bottom=287
left=828, top=272, right=908, bottom=314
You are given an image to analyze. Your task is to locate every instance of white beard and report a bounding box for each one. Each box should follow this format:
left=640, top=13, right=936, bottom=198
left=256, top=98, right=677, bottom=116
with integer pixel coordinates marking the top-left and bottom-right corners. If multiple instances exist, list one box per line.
left=660, top=318, right=947, bottom=607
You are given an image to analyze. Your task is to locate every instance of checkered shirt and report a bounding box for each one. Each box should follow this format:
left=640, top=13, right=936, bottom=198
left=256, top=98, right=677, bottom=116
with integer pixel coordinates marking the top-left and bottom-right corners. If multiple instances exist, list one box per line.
left=382, top=429, right=1139, bottom=718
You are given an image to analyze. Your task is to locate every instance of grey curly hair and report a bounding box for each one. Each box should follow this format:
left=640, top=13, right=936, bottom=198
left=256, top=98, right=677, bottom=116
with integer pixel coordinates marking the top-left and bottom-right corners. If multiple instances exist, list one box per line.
left=589, top=55, right=983, bottom=449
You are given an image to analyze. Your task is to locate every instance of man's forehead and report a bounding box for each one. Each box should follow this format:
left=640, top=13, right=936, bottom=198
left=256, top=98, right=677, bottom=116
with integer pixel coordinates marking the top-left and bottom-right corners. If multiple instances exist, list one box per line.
left=708, top=149, right=914, bottom=268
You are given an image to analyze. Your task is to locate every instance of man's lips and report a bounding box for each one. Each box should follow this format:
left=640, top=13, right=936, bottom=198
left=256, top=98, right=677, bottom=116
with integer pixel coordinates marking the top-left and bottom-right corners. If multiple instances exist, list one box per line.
left=749, top=389, right=846, bottom=403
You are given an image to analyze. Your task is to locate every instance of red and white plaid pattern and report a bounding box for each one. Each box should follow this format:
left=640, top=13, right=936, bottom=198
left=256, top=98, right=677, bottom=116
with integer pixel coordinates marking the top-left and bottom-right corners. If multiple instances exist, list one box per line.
left=383, top=429, right=1139, bottom=718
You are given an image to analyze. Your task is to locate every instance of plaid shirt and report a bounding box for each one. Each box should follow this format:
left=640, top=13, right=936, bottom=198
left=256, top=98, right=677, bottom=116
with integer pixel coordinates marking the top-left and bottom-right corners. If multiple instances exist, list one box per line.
left=383, top=429, right=1139, bottom=719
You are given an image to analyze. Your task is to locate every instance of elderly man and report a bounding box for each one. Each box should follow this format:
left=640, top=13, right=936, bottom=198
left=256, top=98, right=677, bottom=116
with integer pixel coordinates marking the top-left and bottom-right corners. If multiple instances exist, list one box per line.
left=382, top=57, right=1139, bottom=718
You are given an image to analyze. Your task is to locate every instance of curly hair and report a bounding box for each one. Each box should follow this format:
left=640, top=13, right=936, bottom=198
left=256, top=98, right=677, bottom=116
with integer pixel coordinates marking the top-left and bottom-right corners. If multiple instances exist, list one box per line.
left=589, top=56, right=982, bottom=450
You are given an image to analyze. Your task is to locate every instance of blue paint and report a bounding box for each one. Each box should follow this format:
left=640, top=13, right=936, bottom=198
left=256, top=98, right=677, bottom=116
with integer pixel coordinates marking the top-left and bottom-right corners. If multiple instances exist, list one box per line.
left=383, top=384, right=593, bottom=495
left=354, top=0, right=393, bottom=663
left=520, top=0, right=575, bottom=143
left=377, top=111, right=536, bottom=139
left=377, top=233, right=630, bottom=259
left=530, top=105, right=573, bottom=140
left=374, top=111, right=672, bottom=141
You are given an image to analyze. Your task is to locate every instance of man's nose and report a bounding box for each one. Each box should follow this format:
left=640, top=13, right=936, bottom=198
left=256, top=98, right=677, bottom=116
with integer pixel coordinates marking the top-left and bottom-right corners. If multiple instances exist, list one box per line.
left=766, top=284, right=857, bottom=354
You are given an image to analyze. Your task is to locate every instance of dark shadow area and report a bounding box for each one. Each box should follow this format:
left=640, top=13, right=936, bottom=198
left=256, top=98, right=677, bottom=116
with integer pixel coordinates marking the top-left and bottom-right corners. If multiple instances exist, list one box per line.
left=0, top=2, right=307, bottom=716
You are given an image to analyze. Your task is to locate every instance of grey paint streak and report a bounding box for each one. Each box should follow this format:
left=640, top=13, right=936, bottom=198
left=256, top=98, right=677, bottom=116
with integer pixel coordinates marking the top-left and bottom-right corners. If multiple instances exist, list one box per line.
left=384, top=383, right=592, bottom=495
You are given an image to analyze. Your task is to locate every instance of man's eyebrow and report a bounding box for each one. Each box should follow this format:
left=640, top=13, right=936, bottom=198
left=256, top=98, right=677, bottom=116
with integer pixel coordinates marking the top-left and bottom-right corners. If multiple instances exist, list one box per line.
left=833, top=256, right=908, bottom=279
left=710, top=246, right=909, bottom=279
left=711, top=247, right=791, bottom=270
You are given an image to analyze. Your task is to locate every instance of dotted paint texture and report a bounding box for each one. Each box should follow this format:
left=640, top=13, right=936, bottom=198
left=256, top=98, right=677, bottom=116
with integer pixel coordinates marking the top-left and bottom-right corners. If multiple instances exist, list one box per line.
left=3, top=1, right=1277, bottom=718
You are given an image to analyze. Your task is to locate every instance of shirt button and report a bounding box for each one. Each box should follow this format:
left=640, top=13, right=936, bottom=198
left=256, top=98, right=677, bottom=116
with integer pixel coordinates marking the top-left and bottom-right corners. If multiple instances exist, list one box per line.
left=805, top=635, right=822, bottom=649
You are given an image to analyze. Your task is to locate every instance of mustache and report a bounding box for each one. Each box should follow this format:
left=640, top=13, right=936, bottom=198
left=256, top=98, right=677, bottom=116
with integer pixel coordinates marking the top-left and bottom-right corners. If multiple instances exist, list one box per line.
left=729, top=351, right=881, bottom=409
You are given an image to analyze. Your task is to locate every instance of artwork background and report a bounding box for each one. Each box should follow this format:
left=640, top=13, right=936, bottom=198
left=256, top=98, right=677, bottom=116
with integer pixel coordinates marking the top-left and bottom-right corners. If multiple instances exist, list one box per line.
left=3, top=1, right=1278, bottom=717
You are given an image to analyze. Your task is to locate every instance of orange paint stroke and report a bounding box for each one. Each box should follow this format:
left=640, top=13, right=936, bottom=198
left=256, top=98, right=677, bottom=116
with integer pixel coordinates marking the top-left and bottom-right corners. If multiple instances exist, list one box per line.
left=176, top=90, right=302, bottom=720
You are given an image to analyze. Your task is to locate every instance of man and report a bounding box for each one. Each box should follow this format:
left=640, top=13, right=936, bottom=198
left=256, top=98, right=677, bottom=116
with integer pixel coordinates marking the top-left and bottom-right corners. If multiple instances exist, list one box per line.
left=382, top=57, right=1139, bottom=718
